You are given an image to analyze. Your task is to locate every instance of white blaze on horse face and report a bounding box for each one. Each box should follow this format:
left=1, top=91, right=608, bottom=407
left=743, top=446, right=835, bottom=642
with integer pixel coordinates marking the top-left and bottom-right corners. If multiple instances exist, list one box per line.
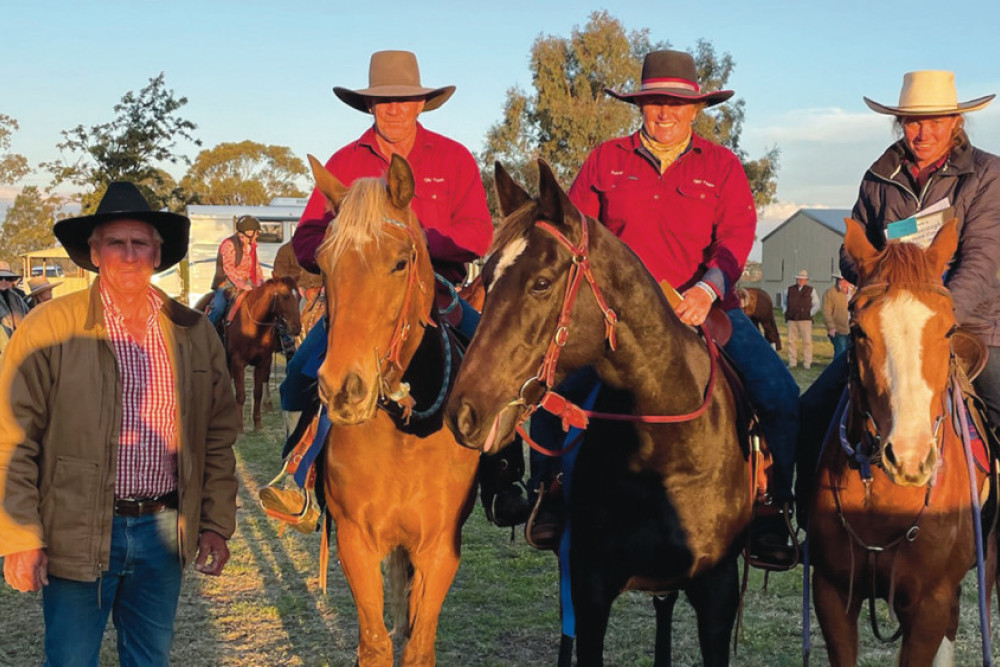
left=878, top=293, right=936, bottom=460
left=488, top=237, right=528, bottom=291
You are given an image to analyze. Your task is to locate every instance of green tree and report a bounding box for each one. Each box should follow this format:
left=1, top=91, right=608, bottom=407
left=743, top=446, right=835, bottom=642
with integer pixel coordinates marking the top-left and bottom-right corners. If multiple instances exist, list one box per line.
left=0, top=115, right=30, bottom=186
left=0, top=186, right=60, bottom=264
left=42, top=73, right=200, bottom=213
left=180, top=141, right=308, bottom=205
left=482, top=11, right=779, bottom=212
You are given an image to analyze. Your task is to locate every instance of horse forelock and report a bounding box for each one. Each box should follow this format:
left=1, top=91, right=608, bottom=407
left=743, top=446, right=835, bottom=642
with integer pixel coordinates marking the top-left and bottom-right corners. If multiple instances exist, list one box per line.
left=866, top=242, right=939, bottom=287
left=316, top=177, right=414, bottom=269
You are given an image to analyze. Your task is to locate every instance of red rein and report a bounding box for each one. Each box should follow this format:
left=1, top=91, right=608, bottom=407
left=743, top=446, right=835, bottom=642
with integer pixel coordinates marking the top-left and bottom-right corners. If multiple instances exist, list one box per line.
left=517, top=216, right=719, bottom=456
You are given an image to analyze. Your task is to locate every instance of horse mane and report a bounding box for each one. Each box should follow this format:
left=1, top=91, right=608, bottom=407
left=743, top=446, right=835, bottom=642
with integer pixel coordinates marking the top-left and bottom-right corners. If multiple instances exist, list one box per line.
left=865, top=241, right=939, bottom=287
left=316, top=177, right=406, bottom=267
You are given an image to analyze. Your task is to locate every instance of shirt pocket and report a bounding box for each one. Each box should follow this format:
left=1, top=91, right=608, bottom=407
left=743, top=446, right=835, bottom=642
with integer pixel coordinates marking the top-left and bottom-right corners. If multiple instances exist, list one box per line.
left=414, top=177, right=451, bottom=229
left=669, top=181, right=720, bottom=247
left=600, top=178, right=651, bottom=236
left=42, top=455, right=100, bottom=561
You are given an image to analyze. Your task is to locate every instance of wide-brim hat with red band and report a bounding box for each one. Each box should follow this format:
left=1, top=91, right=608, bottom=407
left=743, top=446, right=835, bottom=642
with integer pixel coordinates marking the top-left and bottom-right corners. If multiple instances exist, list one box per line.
left=605, top=50, right=734, bottom=107
left=334, top=50, right=455, bottom=114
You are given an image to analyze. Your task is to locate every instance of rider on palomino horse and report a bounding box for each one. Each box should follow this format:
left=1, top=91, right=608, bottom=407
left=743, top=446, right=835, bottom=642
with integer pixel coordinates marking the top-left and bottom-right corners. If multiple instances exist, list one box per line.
left=259, top=50, right=529, bottom=528
left=207, top=215, right=264, bottom=327
left=519, top=50, right=801, bottom=567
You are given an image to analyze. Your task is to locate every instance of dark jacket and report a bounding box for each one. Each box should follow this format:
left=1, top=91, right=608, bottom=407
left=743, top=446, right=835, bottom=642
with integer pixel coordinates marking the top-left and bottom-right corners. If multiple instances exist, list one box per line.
left=843, top=138, right=1000, bottom=346
left=0, top=280, right=240, bottom=581
left=785, top=285, right=815, bottom=321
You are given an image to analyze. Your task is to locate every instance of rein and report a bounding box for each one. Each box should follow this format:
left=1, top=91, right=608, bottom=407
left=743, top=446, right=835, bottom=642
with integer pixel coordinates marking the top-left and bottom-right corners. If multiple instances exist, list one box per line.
left=241, top=288, right=281, bottom=328
left=506, top=215, right=719, bottom=456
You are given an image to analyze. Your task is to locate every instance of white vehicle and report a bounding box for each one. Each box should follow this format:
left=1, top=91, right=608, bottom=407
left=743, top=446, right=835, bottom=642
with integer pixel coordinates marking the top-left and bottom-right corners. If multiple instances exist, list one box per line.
left=153, top=198, right=308, bottom=305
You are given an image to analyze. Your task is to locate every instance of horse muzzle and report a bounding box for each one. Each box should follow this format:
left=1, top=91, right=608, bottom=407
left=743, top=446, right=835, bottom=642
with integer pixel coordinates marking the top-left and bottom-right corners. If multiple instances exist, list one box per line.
left=318, top=367, right=379, bottom=425
left=446, top=397, right=522, bottom=453
left=882, top=439, right=940, bottom=487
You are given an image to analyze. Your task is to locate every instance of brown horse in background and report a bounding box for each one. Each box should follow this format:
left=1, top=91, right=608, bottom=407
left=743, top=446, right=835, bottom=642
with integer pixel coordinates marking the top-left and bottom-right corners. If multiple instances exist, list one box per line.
left=309, top=153, right=479, bottom=665
left=737, top=286, right=781, bottom=350
left=223, top=277, right=301, bottom=430
left=809, top=219, right=995, bottom=665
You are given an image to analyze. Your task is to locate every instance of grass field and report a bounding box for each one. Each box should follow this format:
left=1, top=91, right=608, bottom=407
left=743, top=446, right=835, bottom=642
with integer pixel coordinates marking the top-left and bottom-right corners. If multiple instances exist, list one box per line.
left=2, top=319, right=998, bottom=665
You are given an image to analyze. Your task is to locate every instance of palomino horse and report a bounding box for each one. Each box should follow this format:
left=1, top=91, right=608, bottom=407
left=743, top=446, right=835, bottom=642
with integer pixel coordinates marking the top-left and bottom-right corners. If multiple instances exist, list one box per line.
left=224, top=277, right=301, bottom=430
left=308, top=153, right=479, bottom=665
left=737, top=286, right=782, bottom=350
left=809, top=219, right=995, bottom=666
left=446, top=161, right=752, bottom=666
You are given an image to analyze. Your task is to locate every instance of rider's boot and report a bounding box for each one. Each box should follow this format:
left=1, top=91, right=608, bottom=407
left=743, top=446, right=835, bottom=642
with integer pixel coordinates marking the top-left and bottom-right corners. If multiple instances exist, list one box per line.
left=748, top=502, right=798, bottom=570
left=479, top=438, right=531, bottom=527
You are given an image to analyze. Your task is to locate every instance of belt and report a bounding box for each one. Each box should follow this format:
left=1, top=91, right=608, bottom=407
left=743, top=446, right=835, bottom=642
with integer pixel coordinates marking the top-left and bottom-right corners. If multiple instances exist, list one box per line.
left=113, top=491, right=178, bottom=517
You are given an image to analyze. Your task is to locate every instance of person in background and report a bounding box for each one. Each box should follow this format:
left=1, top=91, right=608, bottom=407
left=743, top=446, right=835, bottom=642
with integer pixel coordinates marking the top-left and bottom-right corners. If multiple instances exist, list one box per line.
left=0, top=182, right=240, bottom=666
left=821, top=272, right=852, bottom=359
left=25, top=275, right=60, bottom=309
left=784, top=269, right=819, bottom=369
left=0, top=261, right=30, bottom=349
left=207, top=215, right=264, bottom=327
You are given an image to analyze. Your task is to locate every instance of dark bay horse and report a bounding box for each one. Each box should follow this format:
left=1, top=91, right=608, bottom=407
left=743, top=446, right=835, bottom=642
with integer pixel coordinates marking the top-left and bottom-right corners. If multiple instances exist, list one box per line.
left=809, top=219, right=995, bottom=666
left=308, top=153, right=479, bottom=665
left=738, top=286, right=782, bottom=350
left=224, top=277, right=301, bottom=430
left=445, top=161, right=751, bottom=666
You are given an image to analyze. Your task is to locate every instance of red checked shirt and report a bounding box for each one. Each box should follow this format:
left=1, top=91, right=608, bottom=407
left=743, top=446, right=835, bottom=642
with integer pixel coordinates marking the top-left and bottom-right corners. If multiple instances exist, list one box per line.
left=101, top=283, right=178, bottom=498
left=569, top=132, right=756, bottom=310
left=293, top=123, right=492, bottom=283
left=220, top=236, right=263, bottom=291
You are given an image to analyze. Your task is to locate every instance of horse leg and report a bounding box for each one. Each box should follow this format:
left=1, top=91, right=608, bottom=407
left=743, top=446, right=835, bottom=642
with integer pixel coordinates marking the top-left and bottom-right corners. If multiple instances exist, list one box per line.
left=262, top=360, right=273, bottom=412
left=336, top=524, right=393, bottom=666
left=400, top=539, right=461, bottom=666
left=651, top=592, right=678, bottom=666
left=572, top=570, right=617, bottom=667
left=253, top=357, right=270, bottom=431
left=230, top=358, right=247, bottom=431
left=683, top=556, right=738, bottom=667
left=812, top=567, right=861, bottom=667
left=895, top=585, right=959, bottom=667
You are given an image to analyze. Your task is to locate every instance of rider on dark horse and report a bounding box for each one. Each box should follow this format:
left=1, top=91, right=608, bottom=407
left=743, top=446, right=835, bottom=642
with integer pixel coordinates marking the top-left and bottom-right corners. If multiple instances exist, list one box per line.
left=258, top=50, right=528, bottom=528
left=207, top=215, right=264, bottom=328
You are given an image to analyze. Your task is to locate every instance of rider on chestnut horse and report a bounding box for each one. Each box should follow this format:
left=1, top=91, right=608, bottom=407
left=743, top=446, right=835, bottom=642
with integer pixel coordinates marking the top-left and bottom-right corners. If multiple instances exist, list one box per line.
left=206, top=215, right=264, bottom=328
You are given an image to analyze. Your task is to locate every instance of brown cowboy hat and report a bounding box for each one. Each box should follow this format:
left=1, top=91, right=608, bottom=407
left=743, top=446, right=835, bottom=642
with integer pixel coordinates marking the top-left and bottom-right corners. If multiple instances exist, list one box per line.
left=334, top=50, right=455, bottom=114
left=27, top=275, right=60, bottom=297
left=605, top=50, right=734, bottom=107
left=53, top=181, right=190, bottom=273
left=864, top=70, right=995, bottom=116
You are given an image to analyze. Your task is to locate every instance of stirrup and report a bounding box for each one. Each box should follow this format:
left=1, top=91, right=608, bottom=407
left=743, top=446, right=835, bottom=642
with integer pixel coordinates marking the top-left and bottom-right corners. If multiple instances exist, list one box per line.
left=745, top=501, right=800, bottom=572
left=525, top=478, right=563, bottom=552
left=260, top=463, right=320, bottom=534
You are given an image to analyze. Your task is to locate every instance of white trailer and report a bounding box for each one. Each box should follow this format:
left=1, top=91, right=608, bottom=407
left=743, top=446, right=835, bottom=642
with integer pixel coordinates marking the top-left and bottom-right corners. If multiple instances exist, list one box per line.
left=153, top=198, right=308, bottom=305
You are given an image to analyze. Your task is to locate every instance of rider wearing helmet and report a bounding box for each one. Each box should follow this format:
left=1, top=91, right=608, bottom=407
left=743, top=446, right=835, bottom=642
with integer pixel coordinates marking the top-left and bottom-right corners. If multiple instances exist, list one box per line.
left=207, top=215, right=265, bottom=326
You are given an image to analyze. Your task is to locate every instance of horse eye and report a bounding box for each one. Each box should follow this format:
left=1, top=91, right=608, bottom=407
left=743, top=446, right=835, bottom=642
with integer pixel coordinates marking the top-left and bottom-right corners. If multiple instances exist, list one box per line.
left=851, top=325, right=867, bottom=340
left=530, top=277, right=552, bottom=294
left=392, top=258, right=408, bottom=273
left=945, top=325, right=957, bottom=339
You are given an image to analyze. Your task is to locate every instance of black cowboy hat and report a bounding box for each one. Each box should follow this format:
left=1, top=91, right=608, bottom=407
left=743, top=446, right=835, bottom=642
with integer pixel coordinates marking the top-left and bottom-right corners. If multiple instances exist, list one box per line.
left=54, top=181, right=190, bottom=273
left=605, top=50, right=734, bottom=107
left=334, top=50, right=455, bottom=114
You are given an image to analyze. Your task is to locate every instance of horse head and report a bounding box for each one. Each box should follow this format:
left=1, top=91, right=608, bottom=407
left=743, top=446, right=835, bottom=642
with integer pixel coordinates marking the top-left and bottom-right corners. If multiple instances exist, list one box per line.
left=270, top=276, right=302, bottom=337
left=446, top=160, right=627, bottom=452
left=843, top=217, right=959, bottom=486
left=309, top=153, right=435, bottom=425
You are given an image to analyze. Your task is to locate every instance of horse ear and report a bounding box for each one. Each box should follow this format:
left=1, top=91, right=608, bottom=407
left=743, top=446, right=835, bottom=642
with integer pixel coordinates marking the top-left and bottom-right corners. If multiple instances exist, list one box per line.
left=536, top=159, right=574, bottom=228
left=495, top=161, right=531, bottom=218
left=308, top=154, right=348, bottom=214
left=387, top=154, right=415, bottom=210
left=924, top=218, right=959, bottom=278
left=843, top=218, right=878, bottom=277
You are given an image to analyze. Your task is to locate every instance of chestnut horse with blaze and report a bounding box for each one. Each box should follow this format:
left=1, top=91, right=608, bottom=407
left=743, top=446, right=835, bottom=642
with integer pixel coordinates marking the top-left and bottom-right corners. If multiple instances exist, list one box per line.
left=446, top=161, right=753, bottom=666
left=809, top=219, right=996, bottom=666
left=308, top=153, right=478, bottom=666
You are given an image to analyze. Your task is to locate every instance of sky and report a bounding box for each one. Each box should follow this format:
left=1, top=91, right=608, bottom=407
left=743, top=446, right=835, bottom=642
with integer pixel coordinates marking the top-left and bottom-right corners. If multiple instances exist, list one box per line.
left=4, top=0, right=1000, bottom=238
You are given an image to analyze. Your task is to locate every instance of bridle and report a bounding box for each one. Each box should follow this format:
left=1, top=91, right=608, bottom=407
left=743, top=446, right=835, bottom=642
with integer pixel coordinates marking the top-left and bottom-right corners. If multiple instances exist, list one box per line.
left=497, top=213, right=720, bottom=455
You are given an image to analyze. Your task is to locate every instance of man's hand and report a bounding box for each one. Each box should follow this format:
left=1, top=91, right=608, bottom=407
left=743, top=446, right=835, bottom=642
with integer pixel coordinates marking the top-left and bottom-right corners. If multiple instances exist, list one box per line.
left=3, top=548, right=48, bottom=592
left=675, top=286, right=715, bottom=327
left=194, top=530, right=230, bottom=576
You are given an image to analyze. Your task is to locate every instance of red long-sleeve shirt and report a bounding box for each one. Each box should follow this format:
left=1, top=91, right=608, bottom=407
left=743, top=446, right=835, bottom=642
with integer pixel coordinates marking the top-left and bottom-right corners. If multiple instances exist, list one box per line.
left=294, top=124, right=492, bottom=283
left=569, top=132, right=756, bottom=310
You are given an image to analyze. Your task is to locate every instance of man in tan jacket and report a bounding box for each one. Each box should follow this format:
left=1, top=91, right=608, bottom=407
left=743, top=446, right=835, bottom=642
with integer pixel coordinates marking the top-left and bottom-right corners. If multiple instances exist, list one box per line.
left=822, top=272, right=853, bottom=359
left=0, top=182, right=240, bottom=666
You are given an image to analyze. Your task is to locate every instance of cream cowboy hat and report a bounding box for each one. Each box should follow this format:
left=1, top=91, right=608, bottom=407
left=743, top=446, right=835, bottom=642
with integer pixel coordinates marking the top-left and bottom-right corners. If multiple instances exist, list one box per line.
left=864, top=70, right=995, bottom=116
left=0, top=261, right=21, bottom=279
left=605, top=50, right=734, bottom=107
left=334, top=50, right=455, bottom=114
left=27, top=275, right=60, bottom=297
left=796, top=270, right=809, bottom=280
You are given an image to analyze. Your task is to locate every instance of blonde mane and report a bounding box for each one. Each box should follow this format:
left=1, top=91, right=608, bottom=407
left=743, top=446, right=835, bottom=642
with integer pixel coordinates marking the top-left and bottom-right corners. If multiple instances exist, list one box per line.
left=316, top=177, right=404, bottom=268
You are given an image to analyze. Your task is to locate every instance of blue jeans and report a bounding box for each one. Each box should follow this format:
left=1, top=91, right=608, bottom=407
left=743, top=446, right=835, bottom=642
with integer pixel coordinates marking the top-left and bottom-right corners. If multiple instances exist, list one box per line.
left=207, top=287, right=228, bottom=326
left=42, top=511, right=183, bottom=667
left=829, top=333, right=850, bottom=359
left=280, top=317, right=327, bottom=413
left=723, top=308, right=800, bottom=504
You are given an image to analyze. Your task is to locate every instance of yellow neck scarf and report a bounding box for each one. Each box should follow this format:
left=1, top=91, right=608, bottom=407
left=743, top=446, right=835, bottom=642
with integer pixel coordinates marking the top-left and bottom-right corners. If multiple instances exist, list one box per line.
left=640, top=129, right=692, bottom=174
